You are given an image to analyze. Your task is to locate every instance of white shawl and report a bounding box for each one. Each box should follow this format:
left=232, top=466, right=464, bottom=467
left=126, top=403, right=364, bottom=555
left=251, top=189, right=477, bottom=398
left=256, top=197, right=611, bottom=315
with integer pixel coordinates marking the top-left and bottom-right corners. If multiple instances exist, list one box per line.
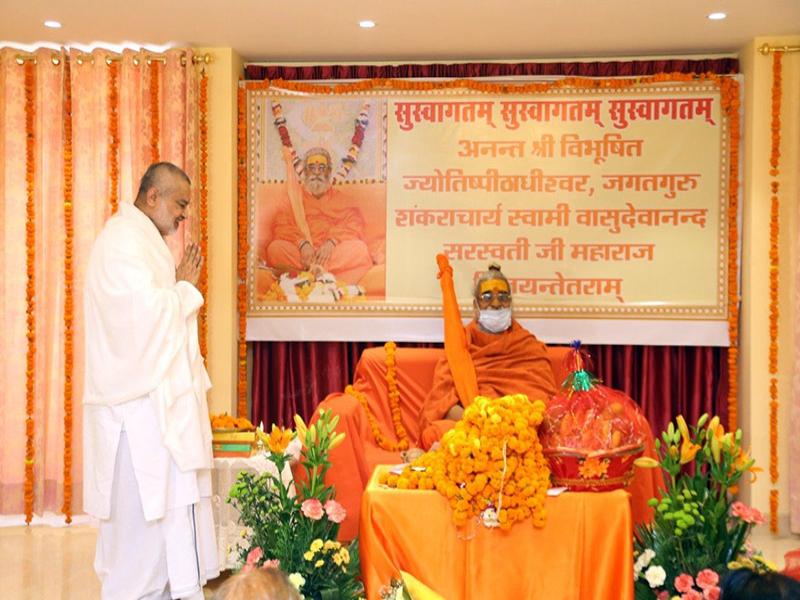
left=83, top=202, right=213, bottom=472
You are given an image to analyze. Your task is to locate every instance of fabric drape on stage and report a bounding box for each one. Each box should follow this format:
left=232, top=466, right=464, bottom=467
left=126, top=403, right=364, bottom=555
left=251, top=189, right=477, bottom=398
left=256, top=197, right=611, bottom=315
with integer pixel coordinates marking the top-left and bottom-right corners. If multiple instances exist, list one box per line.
left=252, top=341, right=439, bottom=427
left=251, top=342, right=374, bottom=428
left=0, top=47, right=201, bottom=517
left=244, top=58, right=739, bottom=81
left=360, top=467, right=634, bottom=600
left=251, top=342, right=728, bottom=438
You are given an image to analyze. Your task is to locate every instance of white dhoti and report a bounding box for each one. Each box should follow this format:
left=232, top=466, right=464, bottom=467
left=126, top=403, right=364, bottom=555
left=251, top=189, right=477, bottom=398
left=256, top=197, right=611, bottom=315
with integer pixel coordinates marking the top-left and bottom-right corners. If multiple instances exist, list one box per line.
left=89, top=398, right=219, bottom=600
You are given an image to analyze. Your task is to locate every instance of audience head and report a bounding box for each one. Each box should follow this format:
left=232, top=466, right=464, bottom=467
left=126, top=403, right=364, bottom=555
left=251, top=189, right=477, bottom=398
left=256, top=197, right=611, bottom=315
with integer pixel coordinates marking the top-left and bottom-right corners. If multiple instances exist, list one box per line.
left=472, top=262, right=512, bottom=334
left=720, top=567, right=800, bottom=599
left=213, top=567, right=302, bottom=600
left=133, top=162, right=191, bottom=236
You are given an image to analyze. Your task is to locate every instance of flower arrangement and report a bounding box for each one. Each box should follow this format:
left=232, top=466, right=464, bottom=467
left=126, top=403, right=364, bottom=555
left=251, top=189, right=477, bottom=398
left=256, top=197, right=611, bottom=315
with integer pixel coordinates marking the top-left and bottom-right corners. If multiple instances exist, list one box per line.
left=228, top=409, right=363, bottom=600
left=633, top=414, right=766, bottom=599
left=381, top=393, right=551, bottom=530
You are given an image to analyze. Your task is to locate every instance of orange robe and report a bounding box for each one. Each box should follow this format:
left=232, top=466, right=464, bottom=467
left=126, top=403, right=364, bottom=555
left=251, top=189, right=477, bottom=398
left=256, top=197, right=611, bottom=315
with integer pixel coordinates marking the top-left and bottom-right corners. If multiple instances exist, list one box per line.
left=419, top=319, right=558, bottom=449
left=266, top=186, right=373, bottom=284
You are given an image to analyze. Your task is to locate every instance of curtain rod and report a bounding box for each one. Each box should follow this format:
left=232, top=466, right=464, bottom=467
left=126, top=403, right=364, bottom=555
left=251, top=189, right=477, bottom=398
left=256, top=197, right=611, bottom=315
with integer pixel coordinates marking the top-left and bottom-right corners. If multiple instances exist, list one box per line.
left=13, top=51, right=213, bottom=66
left=758, top=43, right=800, bottom=55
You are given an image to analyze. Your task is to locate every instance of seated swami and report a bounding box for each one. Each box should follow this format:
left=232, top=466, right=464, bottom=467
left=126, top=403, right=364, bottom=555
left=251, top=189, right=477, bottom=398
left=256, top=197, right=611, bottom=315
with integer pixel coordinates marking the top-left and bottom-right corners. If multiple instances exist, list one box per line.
left=418, top=263, right=557, bottom=450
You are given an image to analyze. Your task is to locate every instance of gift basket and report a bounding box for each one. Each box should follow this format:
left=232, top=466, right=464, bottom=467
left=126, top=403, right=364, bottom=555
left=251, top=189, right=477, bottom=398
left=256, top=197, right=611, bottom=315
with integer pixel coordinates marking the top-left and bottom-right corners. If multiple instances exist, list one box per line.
left=539, top=341, right=649, bottom=491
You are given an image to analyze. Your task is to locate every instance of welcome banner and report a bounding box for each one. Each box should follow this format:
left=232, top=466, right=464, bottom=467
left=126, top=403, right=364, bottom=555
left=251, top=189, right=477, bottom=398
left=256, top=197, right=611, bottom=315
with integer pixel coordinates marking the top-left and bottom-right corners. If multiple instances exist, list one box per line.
left=240, top=76, right=739, bottom=344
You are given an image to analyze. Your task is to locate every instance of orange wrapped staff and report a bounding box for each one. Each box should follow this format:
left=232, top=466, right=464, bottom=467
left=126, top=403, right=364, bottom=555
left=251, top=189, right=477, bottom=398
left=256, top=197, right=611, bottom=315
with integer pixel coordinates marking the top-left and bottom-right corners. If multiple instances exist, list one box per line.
left=435, top=254, right=478, bottom=408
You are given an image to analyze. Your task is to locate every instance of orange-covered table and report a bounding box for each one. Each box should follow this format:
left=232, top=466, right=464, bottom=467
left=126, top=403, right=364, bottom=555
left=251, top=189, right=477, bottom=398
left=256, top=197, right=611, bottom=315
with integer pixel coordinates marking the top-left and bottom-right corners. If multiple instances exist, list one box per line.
left=360, top=467, right=633, bottom=600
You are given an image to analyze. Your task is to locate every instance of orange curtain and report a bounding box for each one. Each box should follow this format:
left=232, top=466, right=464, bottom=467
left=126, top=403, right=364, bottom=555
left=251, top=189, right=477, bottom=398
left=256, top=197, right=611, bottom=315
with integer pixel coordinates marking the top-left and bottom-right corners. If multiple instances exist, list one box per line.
left=0, top=47, right=201, bottom=518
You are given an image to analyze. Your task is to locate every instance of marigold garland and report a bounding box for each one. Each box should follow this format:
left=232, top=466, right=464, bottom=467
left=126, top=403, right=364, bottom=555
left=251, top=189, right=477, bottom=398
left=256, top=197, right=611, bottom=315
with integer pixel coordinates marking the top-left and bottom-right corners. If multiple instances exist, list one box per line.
left=380, top=394, right=551, bottom=530
left=270, top=100, right=369, bottom=183
left=332, top=101, right=369, bottom=184
left=345, top=342, right=409, bottom=452
left=270, top=101, right=301, bottom=172
left=718, top=76, right=741, bottom=432
left=62, top=53, right=74, bottom=524
left=770, top=489, right=779, bottom=533
left=198, top=69, right=209, bottom=359
left=108, top=59, right=120, bottom=214
left=236, top=84, right=249, bottom=417
left=767, top=52, right=782, bottom=533
left=245, top=71, right=730, bottom=96
left=149, top=60, right=160, bottom=163
left=24, top=60, right=36, bottom=525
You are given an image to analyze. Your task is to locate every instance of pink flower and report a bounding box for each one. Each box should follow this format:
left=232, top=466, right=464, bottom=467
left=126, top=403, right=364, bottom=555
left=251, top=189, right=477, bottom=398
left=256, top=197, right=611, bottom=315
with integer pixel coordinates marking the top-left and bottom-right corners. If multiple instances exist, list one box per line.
left=675, top=574, right=695, bottom=593
left=681, top=591, right=702, bottom=600
left=657, top=592, right=670, bottom=600
left=261, top=559, right=280, bottom=570
left=695, top=569, right=719, bottom=590
left=703, top=587, right=720, bottom=600
left=324, top=499, right=347, bottom=523
left=246, top=546, right=263, bottom=566
left=301, top=498, right=324, bottom=520
left=731, top=501, right=766, bottom=525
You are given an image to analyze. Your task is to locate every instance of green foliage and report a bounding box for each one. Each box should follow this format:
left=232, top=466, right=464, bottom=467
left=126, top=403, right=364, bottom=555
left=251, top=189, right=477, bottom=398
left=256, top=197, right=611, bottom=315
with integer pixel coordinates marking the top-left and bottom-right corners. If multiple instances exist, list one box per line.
left=633, top=414, right=763, bottom=598
left=228, top=410, right=363, bottom=600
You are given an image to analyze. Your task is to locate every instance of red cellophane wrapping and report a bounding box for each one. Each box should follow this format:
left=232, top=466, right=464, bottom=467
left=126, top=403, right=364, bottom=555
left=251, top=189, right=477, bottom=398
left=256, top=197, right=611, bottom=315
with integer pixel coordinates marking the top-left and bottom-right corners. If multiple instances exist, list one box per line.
left=540, top=343, right=649, bottom=491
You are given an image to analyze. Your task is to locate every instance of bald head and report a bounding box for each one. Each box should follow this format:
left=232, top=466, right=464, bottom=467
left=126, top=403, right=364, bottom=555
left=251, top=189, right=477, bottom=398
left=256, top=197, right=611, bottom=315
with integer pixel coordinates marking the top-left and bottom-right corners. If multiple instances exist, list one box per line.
left=134, top=162, right=192, bottom=237
left=134, top=162, right=191, bottom=206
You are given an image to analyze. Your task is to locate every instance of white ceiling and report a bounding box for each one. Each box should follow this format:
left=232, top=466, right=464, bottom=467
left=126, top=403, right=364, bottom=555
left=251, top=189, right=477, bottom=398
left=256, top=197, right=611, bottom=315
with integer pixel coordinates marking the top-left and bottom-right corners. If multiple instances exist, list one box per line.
left=1, top=0, right=798, bottom=63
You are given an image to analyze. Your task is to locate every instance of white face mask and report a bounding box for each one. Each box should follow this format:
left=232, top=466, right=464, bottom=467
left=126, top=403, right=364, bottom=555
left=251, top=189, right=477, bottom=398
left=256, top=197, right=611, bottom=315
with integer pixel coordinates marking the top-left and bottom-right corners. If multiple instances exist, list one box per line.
left=478, top=307, right=512, bottom=333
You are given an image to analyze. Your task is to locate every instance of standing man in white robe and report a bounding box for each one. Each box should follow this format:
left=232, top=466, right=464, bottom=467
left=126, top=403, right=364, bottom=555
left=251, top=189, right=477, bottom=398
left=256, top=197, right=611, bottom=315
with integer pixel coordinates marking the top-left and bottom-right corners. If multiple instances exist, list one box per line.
left=83, top=162, right=219, bottom=600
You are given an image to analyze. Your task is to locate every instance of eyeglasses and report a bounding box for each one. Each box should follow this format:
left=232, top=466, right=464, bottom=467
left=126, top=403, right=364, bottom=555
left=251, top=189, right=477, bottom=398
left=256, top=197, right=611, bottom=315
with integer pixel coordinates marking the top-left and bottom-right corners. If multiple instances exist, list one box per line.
left=305, top=163, right=331, bottom=174
left=477, top=290, right=511, bottom=306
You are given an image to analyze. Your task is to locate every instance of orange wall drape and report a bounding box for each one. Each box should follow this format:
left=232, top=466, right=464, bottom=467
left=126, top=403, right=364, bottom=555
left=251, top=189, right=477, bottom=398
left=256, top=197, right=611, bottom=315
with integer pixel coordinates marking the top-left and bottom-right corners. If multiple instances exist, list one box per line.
left=0, top=47, right=204, bottom=520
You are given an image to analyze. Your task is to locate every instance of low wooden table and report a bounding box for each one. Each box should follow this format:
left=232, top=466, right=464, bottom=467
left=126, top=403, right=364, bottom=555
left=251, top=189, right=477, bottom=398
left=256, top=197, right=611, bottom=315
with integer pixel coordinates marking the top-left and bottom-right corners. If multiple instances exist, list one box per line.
left=359, top=466, right=634, bottom=600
